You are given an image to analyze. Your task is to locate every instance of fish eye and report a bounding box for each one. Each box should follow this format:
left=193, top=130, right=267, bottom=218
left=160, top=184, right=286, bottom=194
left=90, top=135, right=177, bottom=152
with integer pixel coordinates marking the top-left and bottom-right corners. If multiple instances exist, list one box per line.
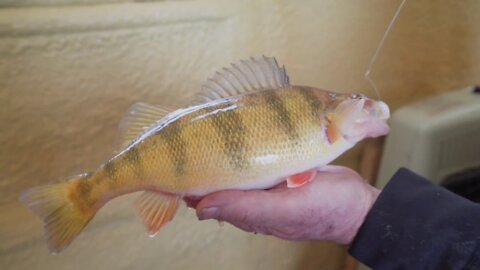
left=351, top=93, right=367, bottom=99
left=351, top=93, right=362, bottom=99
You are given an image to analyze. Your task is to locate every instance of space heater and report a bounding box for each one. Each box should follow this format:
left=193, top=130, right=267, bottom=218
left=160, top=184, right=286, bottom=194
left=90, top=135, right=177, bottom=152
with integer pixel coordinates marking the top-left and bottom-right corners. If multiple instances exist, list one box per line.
left=377, top=85, right=480, bottom=200
left=356, top=85, right=480, bottom=270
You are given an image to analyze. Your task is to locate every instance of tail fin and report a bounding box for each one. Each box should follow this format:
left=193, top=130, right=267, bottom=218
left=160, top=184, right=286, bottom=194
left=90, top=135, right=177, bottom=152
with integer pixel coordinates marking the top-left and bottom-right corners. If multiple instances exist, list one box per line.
left=20, top=174, right=96, bottom=254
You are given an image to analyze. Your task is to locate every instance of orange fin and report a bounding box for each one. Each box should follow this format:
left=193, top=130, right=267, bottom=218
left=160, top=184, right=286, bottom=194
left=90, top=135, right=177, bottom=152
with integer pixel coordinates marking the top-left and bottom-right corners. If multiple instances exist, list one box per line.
left=20, top=174, right=96, bottom=254
left=135, top=191, right=180, bottom=237
left=287, top=169, right=317, bottom=188
left=326, top=122, right=341, bottom=144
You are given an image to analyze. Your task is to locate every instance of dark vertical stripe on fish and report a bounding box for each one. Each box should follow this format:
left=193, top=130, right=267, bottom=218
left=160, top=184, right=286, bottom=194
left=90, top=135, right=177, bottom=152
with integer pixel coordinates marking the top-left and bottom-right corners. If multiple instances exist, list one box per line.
left=160, top=121, right=187, bottom=176
left=210, top=105, right=248, bottom=170
left=125, top=147, right=144, bottom=179
left=75, top=173, right=97, bottom=206
left=104, top=161, right=117, bottom=180
left=103, top=160, right=121, bottom=189
left=77, top=175, right=93, bottom=198
left=263, top=91, right=298, bottom=140
left=298, top=87, right=324, bottom=118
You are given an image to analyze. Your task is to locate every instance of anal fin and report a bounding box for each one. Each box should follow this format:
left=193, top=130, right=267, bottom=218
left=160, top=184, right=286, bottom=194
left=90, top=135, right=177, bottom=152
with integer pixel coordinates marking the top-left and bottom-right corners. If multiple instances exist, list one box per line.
left=135, top=191, right=180, bottom=237
left=287, top=169, right=317, bottom=188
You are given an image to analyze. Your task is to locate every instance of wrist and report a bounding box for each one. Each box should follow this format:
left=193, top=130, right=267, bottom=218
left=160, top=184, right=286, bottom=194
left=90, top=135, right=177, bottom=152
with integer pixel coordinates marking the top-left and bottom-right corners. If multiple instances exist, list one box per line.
left=330, top=183, right=381, bottom=244
left=348, top=183, right=380, bottom=243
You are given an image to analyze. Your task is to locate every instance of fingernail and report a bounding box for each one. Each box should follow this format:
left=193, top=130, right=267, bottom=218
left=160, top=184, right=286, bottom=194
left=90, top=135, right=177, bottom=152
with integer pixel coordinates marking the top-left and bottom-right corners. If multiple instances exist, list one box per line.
left=199, top=207, right=219, bottom=220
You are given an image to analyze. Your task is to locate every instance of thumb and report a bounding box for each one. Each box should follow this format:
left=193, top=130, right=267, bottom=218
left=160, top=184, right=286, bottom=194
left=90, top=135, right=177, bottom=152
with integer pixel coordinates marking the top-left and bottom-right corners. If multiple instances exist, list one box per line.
left=196, top=189, right=277, bottom=229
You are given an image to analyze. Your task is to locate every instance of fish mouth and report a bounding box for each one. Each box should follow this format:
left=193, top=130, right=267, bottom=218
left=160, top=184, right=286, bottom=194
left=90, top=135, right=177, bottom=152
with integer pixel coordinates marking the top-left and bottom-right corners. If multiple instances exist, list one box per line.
left=368, top=120, right=390, bottom=137
left=364, top=100, right=390, bottom=120
left=363, top=100, right=390, bottom=137
left=375, top=101, right=390, bottom=120
left=336, top=97, right=391, bottom=142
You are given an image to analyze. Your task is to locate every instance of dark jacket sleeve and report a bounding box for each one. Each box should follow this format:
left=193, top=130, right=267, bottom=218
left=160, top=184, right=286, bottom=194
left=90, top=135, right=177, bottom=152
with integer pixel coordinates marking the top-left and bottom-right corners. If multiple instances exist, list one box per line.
left=349, top=168, right=480, bottom=269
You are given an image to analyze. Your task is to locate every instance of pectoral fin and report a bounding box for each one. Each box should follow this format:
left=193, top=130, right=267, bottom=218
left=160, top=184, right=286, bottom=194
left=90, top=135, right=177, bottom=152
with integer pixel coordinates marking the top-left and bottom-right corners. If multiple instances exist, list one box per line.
left=326, top=122, right=341, bottom=144
left=287, top=169, right=317, bottom=188
left=135, top=191, right=180, bottom=237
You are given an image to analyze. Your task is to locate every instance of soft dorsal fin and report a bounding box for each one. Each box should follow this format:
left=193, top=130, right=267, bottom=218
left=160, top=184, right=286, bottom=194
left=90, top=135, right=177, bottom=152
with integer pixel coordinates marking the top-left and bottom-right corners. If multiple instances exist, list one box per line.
left=116, top=102, right=174, bottom=152
left=194, top=56, right=290, bottom=104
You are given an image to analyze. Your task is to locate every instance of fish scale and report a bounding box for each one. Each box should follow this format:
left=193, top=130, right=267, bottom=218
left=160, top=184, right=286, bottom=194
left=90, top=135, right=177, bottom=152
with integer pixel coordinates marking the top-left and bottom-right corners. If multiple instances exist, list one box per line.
left=20, top=56, right=390, bottom=253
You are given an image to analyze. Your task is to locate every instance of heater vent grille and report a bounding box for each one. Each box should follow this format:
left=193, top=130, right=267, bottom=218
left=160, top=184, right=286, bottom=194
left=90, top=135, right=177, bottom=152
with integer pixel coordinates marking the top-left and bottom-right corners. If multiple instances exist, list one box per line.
left=438, top=126, right=480, bottom=170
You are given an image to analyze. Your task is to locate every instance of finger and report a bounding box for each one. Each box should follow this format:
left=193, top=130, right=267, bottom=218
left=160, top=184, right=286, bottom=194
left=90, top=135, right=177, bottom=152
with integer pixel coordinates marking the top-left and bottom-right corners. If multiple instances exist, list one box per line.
left=196, top=189, right=255, bottom=219
left=267, top=180, right=288, bottom=191
left=196, top=189, right=280, bottom=224
left=316, top=165, right=360, bottom=178
left=199, top=188, right=306, bottom=237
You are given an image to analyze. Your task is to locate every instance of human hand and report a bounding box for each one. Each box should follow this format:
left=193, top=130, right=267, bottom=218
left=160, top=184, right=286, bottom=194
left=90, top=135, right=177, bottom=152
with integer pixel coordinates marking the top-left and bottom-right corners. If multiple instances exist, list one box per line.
left=186, top=166, right=380, bottom=244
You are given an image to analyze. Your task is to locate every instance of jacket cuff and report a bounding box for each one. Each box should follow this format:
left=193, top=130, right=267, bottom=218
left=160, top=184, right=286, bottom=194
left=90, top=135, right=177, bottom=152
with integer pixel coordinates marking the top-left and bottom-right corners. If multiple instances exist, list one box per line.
left=348, top=167, right=480, bottom=269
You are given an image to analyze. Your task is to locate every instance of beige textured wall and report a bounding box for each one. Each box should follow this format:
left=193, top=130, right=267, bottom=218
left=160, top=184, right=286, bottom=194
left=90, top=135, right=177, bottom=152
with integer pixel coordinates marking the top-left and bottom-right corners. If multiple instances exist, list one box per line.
left=0, top=0, right=132, bottom=8
left=1, top=1, right=479, bottom=269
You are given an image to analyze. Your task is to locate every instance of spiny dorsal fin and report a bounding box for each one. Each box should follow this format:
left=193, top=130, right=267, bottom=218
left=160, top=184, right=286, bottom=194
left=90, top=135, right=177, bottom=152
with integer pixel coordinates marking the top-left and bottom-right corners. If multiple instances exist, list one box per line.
left=116, top=102, right=174, bottom=152
left=134, top=191, right=180, bottom=237
left=194, top=56, right=290, bottom=104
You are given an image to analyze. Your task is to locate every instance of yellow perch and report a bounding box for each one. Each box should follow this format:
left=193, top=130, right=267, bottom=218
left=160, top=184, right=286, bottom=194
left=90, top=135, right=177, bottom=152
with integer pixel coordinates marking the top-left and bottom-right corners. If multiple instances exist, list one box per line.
left=21, top=56, right=390, bottom=253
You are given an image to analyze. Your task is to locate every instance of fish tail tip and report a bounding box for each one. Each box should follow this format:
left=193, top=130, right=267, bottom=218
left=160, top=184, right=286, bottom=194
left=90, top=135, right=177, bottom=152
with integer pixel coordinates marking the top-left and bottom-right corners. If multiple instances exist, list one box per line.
left=20, top=175, right=96, bottom=254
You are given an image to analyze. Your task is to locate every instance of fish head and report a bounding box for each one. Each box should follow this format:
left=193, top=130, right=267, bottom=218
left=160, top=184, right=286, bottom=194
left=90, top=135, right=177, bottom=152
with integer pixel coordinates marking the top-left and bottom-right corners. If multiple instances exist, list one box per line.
left=330, top=93, right=390, bottom=143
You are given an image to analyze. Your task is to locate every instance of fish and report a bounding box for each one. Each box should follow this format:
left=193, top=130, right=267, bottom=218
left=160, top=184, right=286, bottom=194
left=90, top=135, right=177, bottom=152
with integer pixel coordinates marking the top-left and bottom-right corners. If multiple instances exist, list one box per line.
left=20, top=56, right=390, bottom=254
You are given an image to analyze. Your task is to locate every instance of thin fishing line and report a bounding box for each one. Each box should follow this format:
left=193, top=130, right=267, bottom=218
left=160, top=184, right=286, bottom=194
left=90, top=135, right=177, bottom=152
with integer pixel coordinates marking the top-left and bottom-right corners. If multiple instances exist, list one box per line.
left=365, top=0, right=407, bottom=100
